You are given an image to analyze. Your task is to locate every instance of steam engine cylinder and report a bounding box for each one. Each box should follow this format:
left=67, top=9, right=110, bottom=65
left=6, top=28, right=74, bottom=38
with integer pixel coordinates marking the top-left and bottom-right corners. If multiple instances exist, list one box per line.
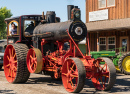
left=33, top=20, right=87, bottom=43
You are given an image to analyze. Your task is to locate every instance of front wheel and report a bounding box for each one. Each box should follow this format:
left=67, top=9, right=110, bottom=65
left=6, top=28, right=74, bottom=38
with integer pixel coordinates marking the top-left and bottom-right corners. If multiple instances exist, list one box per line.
left=62, top=58, right=86, bottom=93
left=92, top=57, right=116, bottom=91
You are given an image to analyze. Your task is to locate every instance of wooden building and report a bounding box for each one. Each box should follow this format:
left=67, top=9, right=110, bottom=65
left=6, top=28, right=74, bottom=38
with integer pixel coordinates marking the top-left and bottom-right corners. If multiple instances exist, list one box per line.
left=86, top=0, right=130, bottom=52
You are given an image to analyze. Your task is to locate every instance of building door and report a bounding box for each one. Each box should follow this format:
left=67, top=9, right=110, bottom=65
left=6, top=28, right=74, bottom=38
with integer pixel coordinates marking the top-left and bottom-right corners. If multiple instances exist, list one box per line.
left=120, top=37, right=129, bottom=52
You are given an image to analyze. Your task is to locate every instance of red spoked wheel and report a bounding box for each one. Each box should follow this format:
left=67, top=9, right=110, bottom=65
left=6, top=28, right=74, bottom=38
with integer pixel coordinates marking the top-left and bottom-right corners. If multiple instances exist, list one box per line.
left=92, top=57, right=116, bottom=91
left=4, top=45, right=17, bottom=83
left=62, top=58, right=86, bottom=93
left=27, top=48, right=43, bottom=73
left=4, top=44, right=30, bottom=83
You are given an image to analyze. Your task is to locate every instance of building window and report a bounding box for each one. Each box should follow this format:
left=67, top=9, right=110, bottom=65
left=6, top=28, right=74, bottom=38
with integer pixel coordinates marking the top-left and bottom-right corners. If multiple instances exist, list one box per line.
left=99, top=37, right=116, bottom=51
left=108, top=37, right=115, bottom=51
left=98, top=0, right=106, bottom=8
left=98, top=0, right=115, bottom=9
left=99, top=37, right=106, bottom=51
left=107, top=0, right=115, bottom=7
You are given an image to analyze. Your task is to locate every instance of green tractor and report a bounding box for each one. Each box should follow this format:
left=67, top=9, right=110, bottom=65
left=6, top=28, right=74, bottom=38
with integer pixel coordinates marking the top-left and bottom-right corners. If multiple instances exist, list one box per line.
left=90, top=48, right=130, bottom=75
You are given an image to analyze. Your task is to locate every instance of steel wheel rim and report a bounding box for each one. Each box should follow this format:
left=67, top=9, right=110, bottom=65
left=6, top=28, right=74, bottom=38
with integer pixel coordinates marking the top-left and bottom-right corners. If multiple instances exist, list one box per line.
left=122, top=56, right=130, bottom=72
left=4, top=45, right=17, bottom=83
left=92, top=60, right=109, bottom=90
left=62, top=59, right=78, bottom=92
left=27, top=49, right=37, bottom=73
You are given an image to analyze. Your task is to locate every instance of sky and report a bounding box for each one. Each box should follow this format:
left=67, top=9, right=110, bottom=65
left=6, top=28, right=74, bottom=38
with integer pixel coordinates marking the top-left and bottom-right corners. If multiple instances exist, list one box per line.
left=0, top=0, right=86, bottom=22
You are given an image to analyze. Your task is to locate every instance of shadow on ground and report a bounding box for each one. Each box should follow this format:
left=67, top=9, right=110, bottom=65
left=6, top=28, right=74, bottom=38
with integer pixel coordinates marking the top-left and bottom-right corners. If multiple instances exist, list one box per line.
left=24, top=73, right=130, bottom=94
left=0, top=90, right=16, bottom=94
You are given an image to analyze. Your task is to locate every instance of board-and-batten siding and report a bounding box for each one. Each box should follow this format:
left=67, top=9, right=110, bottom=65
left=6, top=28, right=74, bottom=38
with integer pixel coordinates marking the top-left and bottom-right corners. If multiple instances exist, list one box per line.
left=88, top=30, right=130, bottom=52
left=86, top=0, right=130, bottom=23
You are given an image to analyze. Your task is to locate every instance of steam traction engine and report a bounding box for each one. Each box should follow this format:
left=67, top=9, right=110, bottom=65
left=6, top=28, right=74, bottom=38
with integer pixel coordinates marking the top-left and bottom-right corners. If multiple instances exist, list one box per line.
left=4, top=5, right=116, bottom=93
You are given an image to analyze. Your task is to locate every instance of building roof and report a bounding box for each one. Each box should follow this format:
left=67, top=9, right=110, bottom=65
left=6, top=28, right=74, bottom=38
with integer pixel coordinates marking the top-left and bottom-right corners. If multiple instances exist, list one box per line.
left=5, top=15, right=42, bottom=21
left=5, top=16, right=20, bottom=21
left=86, top=18, right=130, bottom=32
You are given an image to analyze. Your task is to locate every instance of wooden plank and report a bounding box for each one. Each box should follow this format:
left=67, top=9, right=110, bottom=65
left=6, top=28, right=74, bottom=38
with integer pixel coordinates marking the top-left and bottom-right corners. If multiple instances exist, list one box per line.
left=95, top=0, right=98, bottom=11
left=112, top=7, right=116, bottom=19
left=124, top=0, right=128, bottom=18
left=128, top=0, right=130, bottom=17
left=86, top=0, right=89, bottom=23
left=89, top=0, right=92, bottom=12
left=109, top=8, right=111, bottom=20
left=115, top=0, right=119, bottom=19
left=92, top=0, right=95, bottom=11
left=118, top=0, right=122, bottom=19
left=121, top=0, right=125, bottom=18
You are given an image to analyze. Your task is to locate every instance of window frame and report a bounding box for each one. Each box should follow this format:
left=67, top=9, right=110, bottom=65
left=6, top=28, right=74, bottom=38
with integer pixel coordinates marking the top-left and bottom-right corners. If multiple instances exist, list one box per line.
left=108, top=36, right=116, bottom=50
left=99, top=36, right=116, bottom=51
left=99, top=37, right=106, bottom=51
left=23, top=19, right=35, bottom=37
left=98, top=0, right=116, bottom=9
left=8, top=20, right=19, bottom=36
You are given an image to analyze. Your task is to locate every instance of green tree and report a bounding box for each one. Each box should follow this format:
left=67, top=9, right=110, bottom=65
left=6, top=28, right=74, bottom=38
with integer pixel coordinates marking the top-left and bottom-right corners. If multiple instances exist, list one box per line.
left=0, top=7, right=12, bottom=39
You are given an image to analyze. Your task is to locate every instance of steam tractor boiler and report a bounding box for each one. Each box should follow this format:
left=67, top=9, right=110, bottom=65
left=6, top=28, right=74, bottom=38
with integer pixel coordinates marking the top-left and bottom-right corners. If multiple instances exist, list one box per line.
left=4, top=5, right=116, bottom=93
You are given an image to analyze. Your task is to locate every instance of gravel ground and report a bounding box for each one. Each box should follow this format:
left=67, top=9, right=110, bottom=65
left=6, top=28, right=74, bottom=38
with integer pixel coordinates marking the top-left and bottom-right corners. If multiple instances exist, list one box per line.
left=0, top=67, right=130, bottom=94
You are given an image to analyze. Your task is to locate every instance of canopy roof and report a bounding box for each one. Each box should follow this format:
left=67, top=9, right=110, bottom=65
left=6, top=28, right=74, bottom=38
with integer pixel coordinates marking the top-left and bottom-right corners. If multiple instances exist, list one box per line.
left=86, top=18, right=130, bottom=32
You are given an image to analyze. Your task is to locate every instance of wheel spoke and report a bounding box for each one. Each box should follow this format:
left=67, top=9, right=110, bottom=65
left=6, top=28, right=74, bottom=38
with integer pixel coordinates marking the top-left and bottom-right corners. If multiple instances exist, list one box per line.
left=13, top=53, right=16, bottom=59
left=101, top=63, right=106, bottom=72
left=62, top=73, right=67, bottom=76
left=70, top=63, right=75, bottom=71
left=70, top=80, right=74, bottom=90
left=9, top=49, right=12, bottom=57
left=99, top=77, right=105, bottom=89
left=30, top=55, right=33, bottom=59
left=35, top=61, right=37, bottom=64
left=8, top=68, right=11, bottom=77
left=71, top=72, right=78, bottom=78
left=7, top=55, right=10, bottom=61
left=14, top=66, right=17, bottom=70
left=31, top=63, right=34, bottom=68
left=96, top=77, right=99, bottom=84
left=13, top=60, right=17, bottom=63
left=71, top=74, right=78, bottom=78
left=67, top=61, right=69, bottom=72
left=6, top=64, right=10, bottom=68
left=12, top=49, right=13, bottom=56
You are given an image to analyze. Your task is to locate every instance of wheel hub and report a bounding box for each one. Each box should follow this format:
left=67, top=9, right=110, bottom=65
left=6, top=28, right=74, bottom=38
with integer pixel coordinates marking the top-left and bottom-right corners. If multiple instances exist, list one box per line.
left=125, top=60, right=130, bottom=70
left=9, top=57, right=15, bottom=70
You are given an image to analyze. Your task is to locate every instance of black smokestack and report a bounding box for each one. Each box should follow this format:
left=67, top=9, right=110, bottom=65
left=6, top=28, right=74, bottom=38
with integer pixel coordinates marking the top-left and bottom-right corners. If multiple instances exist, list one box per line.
left=67, top=5, right=74, bottom=20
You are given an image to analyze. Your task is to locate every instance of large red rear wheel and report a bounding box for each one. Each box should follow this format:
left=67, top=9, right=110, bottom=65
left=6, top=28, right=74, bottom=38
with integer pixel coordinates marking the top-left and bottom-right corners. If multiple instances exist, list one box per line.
left=4, top=44, right=30, bottom=83
left=62, top=58, right=86, bottom=93
left=91, top=57, right=116, bottom=91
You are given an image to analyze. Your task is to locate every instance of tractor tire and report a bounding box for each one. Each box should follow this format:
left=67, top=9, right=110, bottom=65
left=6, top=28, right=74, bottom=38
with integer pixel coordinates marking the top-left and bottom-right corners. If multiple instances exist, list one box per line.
left=62, top=58, right=86, bottom=93
left=118, top=52, right=130, bottom=75
left=4, top=43, right=30, bottom=83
